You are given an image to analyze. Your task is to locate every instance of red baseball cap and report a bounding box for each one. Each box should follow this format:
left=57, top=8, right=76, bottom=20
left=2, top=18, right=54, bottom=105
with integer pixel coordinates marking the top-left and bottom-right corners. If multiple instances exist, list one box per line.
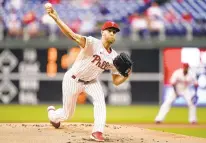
left=101, top=21, right=120, bottom=32
left=182, top=63, right=189, bottom=68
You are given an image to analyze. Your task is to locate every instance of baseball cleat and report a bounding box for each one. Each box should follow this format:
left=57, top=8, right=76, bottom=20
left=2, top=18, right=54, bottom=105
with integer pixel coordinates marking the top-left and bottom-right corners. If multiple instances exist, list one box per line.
left=191, top=121, right=198, bottom=125
left=90, top=132, right=104, bottom=142
left=47, top=106, right=55, bottom=112
left=155, top=121, right=162, bottom=124
left=47, top=106, right=60, bottom=129
left=50, top=121, right=60, bottom=129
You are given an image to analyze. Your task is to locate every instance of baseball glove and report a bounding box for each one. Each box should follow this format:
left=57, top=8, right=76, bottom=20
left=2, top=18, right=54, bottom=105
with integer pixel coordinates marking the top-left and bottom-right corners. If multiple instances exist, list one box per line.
left=113, top=52, right=133, bottom=77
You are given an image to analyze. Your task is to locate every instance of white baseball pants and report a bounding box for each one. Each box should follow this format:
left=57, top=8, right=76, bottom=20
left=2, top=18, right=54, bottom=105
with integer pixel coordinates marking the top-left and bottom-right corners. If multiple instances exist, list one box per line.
left=155, top=88, right=197, bottom=123
left=48, top=70, right=106, bottom=133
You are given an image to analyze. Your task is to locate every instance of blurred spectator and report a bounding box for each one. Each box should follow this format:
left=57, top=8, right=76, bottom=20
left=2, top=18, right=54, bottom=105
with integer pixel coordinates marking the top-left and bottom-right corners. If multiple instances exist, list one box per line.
left=146, top=2, right=165, bottom=41
left=164, top=9, right=177, bottom=24
left=177, top=0, right=184, bottom=3
left=97, top=2, right=110, bottom=16
left=5, top=8, right=22, bottom=38
left=81, top=0, right=97, bottom=9
left=69, top=18, right=82, bottom=33
left=70, top=0, right=97, bottom=9
left=22, top=11, right=40, bottom=41
left=0, top=0, right=205, bottom=41
left=99, top=5, right=110, bottom=15
left=79, top=12, right=97, bottom=36
left=181, top=12, right=193, bottom=41
left=48, top=0, right=61, bottom=4
left=129, top=13, right=150, bottom=41
left=146, top=2, right=163, bottom=20
left=0, top=16, right=4, bottom=40
left=10, top=0, right=23, bottom=10
left=41, top=13, right=58, bottom=41
left=31, top=0, right=47, bottom=3
left=144, top=0, right=151, bottom=4
left=182, top=12, right=193, bottom=23
left=0, top=0, right=6, bottom=7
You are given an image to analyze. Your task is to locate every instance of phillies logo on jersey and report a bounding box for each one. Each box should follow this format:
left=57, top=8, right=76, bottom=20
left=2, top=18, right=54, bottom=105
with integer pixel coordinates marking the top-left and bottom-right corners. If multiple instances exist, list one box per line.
left=91, top=55, right=110, bottom=70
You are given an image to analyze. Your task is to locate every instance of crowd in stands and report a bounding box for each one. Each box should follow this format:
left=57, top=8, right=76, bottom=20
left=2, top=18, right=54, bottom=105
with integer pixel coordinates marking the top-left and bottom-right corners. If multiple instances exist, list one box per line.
left=0, top=0, right=206, bottom=42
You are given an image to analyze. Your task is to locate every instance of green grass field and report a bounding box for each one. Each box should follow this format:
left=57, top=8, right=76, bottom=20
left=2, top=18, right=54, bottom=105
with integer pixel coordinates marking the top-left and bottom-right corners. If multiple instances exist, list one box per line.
left=0, top=104, right=206, bottom=138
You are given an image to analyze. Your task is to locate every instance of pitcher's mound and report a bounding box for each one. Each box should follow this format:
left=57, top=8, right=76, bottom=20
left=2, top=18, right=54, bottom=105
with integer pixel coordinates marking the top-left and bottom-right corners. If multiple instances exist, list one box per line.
left=0, top=123, right=205, bottom=143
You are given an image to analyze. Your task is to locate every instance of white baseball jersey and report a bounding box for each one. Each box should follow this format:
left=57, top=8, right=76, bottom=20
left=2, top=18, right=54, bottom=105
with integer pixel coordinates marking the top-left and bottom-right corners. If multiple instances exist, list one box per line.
left=170, top=68, right=197, bottom=91
left=70, top=36, right=119, bottom=81
left=48, top=36, right=120, bottom=133
left=155, top=68, right=198, bottom=123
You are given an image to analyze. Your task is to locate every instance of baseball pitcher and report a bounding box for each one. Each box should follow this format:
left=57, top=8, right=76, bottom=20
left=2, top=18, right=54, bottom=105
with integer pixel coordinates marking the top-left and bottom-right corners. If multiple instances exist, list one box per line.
left=155, top=63, right=198, bottom=124
left=44, top=3, right=133, bottom=142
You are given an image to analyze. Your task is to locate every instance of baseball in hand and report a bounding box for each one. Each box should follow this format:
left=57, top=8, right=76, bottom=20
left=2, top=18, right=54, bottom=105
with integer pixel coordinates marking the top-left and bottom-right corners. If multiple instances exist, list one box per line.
left=45, top=2, right=52, bottom=8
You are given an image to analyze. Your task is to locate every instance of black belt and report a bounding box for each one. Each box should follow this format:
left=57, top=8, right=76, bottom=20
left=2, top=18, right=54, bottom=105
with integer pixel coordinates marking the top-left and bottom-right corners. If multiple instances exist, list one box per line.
left=72, top=75, right=91, bottom=84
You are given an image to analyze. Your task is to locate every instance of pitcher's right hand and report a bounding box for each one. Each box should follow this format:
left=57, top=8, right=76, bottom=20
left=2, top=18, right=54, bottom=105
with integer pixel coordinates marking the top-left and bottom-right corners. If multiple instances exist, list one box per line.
left=44, top=3, right=59, bottom=21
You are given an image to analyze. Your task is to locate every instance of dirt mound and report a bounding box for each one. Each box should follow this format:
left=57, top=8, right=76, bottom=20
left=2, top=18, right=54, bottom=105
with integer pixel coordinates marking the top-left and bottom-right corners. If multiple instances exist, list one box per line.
left=0, top=123, right=205, bottom=143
